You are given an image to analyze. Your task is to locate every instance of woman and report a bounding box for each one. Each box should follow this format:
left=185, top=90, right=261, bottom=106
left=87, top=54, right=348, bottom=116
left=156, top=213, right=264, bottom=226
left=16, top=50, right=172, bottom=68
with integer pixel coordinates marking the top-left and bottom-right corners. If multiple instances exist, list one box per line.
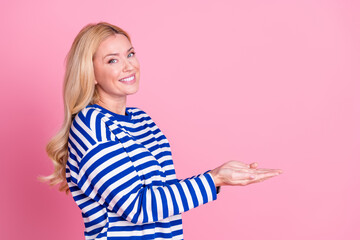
left=44, top=22, right=282, bottom=240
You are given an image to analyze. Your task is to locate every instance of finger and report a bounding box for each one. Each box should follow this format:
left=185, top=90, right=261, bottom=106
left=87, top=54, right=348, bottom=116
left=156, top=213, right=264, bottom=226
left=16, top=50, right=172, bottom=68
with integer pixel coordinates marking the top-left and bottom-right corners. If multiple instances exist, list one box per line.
left=231, top=170, right=282, bottom=186
left=251, top=175, right=278, bottom=184
left=228, top=161, right=251, bottom=169
left=250, top=162, right=258, bottom=169
left=231, top=171, right=256, bottom=180
left=229, top=168, right=280, bottom=178
left=254, top=171, right=281, bottom=180
left=252, top=168, right=282, bottom=174
left=240, top=174, right=279, bottom=185
left=260, top=168, right=282, bottom=172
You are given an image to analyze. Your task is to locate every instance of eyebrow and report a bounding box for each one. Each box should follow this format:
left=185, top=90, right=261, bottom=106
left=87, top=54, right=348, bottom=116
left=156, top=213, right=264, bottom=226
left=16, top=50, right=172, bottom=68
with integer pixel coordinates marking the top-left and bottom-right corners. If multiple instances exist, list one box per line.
left=103, top=47, right=134, bottom=59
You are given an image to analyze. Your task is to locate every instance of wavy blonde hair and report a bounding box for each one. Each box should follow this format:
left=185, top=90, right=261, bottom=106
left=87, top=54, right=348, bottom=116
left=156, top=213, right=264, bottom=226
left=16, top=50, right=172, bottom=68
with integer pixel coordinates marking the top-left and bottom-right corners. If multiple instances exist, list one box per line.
left=42, top=22, right=131, bottom=193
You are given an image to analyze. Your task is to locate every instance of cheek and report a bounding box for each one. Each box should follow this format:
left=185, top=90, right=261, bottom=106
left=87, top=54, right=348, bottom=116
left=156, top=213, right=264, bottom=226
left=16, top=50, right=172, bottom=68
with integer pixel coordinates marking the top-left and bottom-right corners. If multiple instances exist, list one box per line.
left=131, top=58, right=140, bottom=69
left=95, top=66, right=120, bottom=82
left=93, top=64, right=104, bottom=81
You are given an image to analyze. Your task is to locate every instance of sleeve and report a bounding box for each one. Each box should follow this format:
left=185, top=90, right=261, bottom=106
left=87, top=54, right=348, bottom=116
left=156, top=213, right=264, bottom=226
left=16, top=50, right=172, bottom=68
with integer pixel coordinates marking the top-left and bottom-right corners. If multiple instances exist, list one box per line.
left=76, top=140, right=218, bottom=224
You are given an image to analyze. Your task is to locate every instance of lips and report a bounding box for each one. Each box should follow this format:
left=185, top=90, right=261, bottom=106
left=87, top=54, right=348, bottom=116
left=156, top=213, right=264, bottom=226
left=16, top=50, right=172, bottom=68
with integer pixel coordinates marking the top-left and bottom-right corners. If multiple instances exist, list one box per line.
left=119, top=74, right=136, bottom=84
left=119, top=74, right=135, bottom=82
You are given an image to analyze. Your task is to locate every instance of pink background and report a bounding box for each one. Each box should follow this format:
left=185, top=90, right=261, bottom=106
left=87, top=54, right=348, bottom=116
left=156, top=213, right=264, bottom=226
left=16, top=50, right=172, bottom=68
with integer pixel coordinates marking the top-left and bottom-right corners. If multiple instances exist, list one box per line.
left=1, top=0, right=359, bottom=239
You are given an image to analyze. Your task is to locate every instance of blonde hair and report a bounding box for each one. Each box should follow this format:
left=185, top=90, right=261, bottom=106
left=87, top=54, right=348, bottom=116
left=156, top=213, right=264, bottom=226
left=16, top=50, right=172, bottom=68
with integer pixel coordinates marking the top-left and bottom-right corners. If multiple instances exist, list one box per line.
left=41, top=22, right=131, bottom=193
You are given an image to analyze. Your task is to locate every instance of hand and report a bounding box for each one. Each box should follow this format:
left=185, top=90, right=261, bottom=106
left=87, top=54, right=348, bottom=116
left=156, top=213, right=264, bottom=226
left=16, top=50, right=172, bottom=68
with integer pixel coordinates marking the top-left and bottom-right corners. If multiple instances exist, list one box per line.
left=209, top=161, right=282, bottom=187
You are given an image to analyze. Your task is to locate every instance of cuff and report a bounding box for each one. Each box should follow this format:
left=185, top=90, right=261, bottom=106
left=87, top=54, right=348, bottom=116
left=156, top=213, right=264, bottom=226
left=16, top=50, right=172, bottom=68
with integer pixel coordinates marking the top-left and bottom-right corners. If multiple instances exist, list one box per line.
left=203, top=170, right=219, bottom=200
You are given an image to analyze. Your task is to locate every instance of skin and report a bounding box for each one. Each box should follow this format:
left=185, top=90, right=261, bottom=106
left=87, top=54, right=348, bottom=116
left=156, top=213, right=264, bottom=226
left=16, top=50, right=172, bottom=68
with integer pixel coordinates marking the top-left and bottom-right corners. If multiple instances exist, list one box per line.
left=92, top=33, right=282, bottom=188
left=209, top=161, right=282, bottom=187
left=93, top=34, right=140, bottom=115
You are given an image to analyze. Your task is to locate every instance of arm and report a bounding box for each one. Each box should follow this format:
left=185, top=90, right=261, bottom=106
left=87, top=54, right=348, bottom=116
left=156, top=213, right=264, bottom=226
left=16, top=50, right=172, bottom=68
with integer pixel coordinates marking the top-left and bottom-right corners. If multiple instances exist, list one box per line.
left=77, top=141, right=217, bottom=224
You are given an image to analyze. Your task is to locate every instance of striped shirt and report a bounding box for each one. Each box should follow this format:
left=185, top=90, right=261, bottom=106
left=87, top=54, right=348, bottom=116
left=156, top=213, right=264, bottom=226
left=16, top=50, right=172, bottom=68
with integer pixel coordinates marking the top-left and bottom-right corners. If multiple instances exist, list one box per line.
left=66, top=104, right=218, bottom=239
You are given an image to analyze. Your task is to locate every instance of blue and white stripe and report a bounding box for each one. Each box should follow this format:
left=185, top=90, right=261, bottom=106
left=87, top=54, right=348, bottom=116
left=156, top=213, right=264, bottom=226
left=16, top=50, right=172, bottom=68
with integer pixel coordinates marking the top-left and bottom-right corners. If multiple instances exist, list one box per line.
left=66, top=104, right=217, bottom=239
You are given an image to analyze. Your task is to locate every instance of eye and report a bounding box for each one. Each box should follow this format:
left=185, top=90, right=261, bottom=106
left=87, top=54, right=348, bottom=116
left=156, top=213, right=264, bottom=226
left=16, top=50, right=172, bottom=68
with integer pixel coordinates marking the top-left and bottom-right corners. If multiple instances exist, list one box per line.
left=108, top=59, right=118, bottom=64
left=128, top=51, right=136, bottom=58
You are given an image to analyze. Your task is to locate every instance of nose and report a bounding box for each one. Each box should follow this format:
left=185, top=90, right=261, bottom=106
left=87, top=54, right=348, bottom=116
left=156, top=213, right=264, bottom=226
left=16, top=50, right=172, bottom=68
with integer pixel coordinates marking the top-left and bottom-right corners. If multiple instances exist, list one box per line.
left=122, top=58, right=134, bottom=72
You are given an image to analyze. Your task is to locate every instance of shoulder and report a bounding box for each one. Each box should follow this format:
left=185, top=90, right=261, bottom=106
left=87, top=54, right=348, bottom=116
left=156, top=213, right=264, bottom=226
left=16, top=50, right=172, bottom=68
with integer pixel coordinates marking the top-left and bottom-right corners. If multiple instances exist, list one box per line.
left=72, top=106, right=101, bottom=133
left=74, top=105, right=116, bottom=127
left=69, top=105, right=114, bottom=148
left=126, top=107, right=152, bottom=121
left=127, top=107, right=149, bottom=117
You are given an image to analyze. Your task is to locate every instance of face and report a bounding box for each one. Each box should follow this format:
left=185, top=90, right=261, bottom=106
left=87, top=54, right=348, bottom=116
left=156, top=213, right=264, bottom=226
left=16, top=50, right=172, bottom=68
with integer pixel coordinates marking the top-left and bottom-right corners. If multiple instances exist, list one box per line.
left=93, top=34, right=140, bottom=102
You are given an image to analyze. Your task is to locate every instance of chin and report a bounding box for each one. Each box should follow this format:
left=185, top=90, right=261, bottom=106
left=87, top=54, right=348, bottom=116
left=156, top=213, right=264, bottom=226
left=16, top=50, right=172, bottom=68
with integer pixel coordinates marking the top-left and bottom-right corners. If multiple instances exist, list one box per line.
left=125, top=86, right=140, bottom=96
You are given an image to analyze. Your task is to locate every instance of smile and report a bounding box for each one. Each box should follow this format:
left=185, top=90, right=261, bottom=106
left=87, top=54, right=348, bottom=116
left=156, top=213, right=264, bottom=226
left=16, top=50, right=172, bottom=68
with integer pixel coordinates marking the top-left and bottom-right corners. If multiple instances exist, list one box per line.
left=119, top=74, right=135, bottom=82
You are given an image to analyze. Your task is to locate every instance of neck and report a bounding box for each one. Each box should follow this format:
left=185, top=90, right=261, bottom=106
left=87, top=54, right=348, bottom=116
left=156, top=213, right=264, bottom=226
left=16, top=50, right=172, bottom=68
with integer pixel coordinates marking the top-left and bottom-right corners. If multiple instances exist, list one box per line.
left=96, top=96, right=127, bottom=115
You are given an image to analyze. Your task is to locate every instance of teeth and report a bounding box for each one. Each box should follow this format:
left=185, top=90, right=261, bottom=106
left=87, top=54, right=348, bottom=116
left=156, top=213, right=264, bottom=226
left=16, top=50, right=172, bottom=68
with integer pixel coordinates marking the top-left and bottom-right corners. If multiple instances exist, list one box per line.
left=120, top=75, right=135, bottom=82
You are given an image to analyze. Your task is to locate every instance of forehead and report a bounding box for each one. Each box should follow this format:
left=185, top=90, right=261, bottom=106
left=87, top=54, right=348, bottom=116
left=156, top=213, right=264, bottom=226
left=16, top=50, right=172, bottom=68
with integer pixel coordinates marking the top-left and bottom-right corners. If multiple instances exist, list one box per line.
left=96, top=34, right=131, bottom=55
